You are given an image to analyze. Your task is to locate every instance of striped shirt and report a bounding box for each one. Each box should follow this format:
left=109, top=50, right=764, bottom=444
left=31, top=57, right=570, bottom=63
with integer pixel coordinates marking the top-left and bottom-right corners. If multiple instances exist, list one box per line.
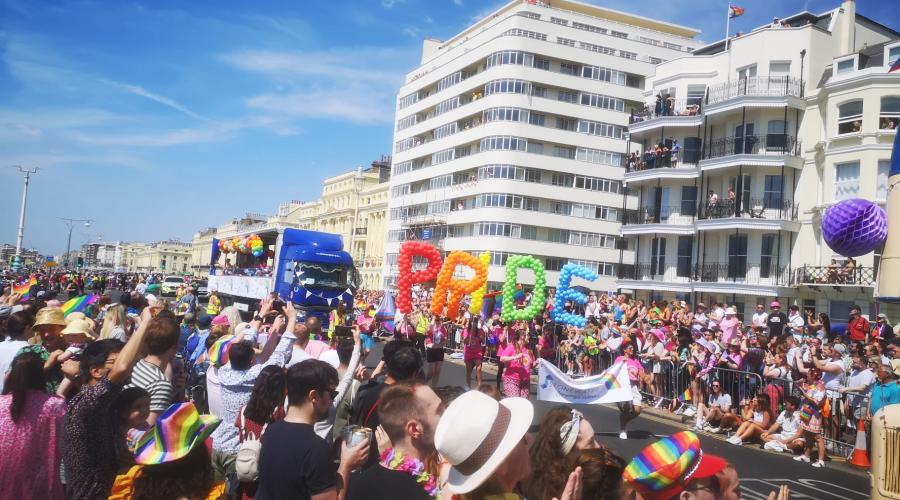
left=127, top=360, right=175, bottom=413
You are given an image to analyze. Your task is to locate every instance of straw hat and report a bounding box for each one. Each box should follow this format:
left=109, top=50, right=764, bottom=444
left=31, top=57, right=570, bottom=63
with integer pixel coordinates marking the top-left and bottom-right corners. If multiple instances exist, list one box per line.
left=623, top=431, right=727, bottom=498
left=134, top=402, right=220, bottom=465
left=34, top=307, right=66, bottom=327
left=61, top=318, right=96, bottom=340
left=724, top=307, right=736, bottom=316
left=435, top=390, right=533, bottom=494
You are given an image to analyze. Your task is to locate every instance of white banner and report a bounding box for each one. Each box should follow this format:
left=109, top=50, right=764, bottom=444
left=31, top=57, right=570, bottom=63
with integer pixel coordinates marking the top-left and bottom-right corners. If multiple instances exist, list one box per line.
left=537, top=360, right=633, bottom=405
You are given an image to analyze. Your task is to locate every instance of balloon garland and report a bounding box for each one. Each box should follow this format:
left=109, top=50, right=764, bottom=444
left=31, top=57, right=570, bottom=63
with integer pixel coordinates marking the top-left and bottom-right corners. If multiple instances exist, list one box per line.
left=430, top=251, right=488, bottom=319
left=217, top=234, right=268, bottom=258
left=552, top=263, right=599, bottom=328
left=396, top=241, right=443, bottom=314
left=468, top=251, right=491, bottom=315
left=500, top=255, right=546, bottom=322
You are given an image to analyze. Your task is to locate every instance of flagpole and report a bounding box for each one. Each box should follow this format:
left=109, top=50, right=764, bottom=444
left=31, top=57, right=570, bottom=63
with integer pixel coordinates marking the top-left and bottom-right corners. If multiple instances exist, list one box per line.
left=726, top=3, right=733, bottom=83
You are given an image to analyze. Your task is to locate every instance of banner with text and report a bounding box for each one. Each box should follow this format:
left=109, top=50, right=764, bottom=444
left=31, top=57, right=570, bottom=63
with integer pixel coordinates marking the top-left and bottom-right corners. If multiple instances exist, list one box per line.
left=537, top=360, right=633, bottom=405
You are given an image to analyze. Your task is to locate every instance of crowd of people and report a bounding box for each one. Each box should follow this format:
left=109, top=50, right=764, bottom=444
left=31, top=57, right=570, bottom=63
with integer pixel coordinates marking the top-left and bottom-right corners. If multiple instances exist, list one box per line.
left=0, top=269, right=893, bottom=498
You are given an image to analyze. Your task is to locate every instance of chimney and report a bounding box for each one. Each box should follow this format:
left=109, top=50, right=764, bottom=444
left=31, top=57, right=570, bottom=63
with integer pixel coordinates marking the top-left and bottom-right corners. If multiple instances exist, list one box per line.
left=838, top=0, right=856, bottom=55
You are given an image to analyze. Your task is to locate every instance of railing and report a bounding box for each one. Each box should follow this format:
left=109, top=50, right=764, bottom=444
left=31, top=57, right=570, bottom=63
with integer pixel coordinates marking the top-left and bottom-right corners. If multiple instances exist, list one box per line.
left=695, top=261, right=791, bottom=286
left=791, top=265, right=876, bottom=287
left=618, top=262, right=693, bottom=283
left=630, top=98, right=702, bottom=124
left=702, top=134, right=801, bottom=160
left=706, top=76, right=801, bottom=105
left=624, top=206, right=696, bottom=225
left=697, top=199, right=798, bottom=221
left=354, top=227, right=368, bottom=236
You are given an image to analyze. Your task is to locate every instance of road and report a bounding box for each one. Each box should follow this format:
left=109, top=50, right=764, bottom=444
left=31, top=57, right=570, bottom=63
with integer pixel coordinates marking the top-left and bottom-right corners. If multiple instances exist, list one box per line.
left=364, top=342, right=871, bottom=500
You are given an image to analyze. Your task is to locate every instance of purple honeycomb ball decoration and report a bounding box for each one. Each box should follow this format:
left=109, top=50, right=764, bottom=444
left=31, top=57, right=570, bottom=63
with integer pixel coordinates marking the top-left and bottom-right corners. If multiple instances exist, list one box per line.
left=821, top=198, right=888, bottom=257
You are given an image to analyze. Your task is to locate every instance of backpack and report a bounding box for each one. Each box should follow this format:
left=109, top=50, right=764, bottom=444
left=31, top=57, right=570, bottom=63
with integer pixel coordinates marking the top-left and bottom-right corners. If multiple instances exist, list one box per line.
left=235, top=408, right=267, bottom=483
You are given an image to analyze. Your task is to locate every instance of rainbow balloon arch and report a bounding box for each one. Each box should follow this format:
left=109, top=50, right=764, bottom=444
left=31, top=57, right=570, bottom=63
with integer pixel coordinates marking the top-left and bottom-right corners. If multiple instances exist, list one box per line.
left=395, top=241, right=596, bottom=326
left=217, top=234, right=275, bottom=259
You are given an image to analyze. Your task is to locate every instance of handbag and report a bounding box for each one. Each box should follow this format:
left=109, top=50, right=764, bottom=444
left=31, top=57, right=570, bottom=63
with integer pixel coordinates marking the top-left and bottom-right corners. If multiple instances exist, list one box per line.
left=235, top=407, right=267, bottom=483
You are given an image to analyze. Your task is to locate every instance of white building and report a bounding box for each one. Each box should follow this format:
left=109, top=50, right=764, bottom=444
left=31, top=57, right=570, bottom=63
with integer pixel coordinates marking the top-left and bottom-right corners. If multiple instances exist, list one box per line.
left=383, top=0, right=702, bottom=290
left=617, top=0, right=900, bottom=321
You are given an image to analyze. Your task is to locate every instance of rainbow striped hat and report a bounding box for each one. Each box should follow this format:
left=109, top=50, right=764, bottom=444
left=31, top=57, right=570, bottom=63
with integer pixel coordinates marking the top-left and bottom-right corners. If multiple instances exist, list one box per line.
left=622, top=431, right=726, bottom=499
left=134, top=402, right=220, bottom=465
left=208, top=334, right=236, bottom=367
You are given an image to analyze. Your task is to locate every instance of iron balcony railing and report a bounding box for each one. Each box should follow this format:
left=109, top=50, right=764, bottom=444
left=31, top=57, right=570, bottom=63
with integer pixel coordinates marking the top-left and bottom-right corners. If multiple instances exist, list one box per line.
left=706, top=76, right=802, bottom=105
left=702, top=134, right=801, bottom=160
left=624, top=206, right=696, bottom=225
left=629, top=98, right=702, bottom=124
left=697, top=198, right=798, bottom=221
left=791, top=265, right=876, bottom=287
left=696, top=261, right=792, bottom=286
left=618, top=262, right=693, bottom=282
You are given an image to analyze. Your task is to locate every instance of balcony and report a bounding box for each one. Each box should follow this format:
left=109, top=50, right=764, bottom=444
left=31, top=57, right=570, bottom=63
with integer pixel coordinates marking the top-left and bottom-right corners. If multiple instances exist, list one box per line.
left=622, top=206, right=696, bottom=235
left=700, top=134, right=802, bottom=171
left=624, top=159, right=699, bottom=183
left=628, top=98, right=704, bottom=133
left=696, top=199, right=799, bottom=231
left=354, top=227, right=368, bottom=236
left=791, top=265, right=876, bottom=288
left=706, top=76, right=802, bottom=109
left=617, top=262, right=694, bottom=292
left=694, top=261, right=792, bottom=294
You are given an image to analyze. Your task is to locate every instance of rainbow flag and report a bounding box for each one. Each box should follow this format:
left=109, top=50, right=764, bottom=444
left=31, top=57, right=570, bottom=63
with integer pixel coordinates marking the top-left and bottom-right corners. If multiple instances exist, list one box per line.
left=680, top=387, right=692, bottom=401
left=729, top=5, right=745, bottom=18
left=13, top=277, right=37, bottom=298
left=61, top=294, right=99, bottom=316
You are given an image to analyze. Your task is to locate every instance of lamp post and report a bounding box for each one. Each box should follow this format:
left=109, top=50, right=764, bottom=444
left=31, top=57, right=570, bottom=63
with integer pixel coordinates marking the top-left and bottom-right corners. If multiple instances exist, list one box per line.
left=799, top=49, right=807, bottom=98
left=11, top=166, right=39, bottom=270
left=348, top=166, right=365, bottom=263
left=60, top=218, right=93, bottom=269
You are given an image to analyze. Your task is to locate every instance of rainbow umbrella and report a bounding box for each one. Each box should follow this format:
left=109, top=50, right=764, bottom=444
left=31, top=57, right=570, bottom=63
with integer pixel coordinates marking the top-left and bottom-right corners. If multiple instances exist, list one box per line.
left=61, top=294, right=99, bottom=316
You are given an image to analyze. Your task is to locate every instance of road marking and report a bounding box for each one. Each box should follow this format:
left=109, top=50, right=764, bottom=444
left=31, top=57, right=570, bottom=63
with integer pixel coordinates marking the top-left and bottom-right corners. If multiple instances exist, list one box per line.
left=741, top=478, right=868, bottom=499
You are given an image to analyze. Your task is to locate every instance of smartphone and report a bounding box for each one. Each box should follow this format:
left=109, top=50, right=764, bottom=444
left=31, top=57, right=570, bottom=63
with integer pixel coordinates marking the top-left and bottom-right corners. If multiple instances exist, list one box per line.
left=333, top=325, right=353, bottom=337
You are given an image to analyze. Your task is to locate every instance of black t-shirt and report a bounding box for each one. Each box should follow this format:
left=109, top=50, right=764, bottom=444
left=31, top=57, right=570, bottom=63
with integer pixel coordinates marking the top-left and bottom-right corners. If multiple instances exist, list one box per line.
left=256, top=421, right=335, bottom=500
left=350, top=381, right=386, bottom=429
left=347, top=464, right=432, bottom=500
left=767, top=312, right=788, bottom=337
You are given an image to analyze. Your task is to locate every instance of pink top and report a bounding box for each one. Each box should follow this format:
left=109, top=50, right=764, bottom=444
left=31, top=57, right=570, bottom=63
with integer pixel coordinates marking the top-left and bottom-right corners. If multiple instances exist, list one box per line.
left=720, top=316, right=740, bottom=345
left=304, top=339, right=331, bottom=359
left=499, top=344, right=533, bottom=381
left=0, top=390, right=66, bottom=500
left=615, top=356, right=644, bottom=383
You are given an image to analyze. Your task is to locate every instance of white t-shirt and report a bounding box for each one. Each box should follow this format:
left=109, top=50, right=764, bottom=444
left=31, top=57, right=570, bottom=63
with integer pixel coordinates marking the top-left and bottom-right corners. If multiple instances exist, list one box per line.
left=0, top=339, right=28, bottom=393
left=709, top=308, right=724, bottom=328
left=788, top=313, right=805, bottom=329
left=846, top=367, right=875, bottom=407
left=776, top=410, right=800, bottom=437
left=286, top=346, right=312, bottom=367
left=206, top=366, right=223, bottom=418
left=319, top=349, right=340, bottom=369
left=822, top=359, right=845, bottom=394
left=709, top=392, right=732, bottom=410
left=752, top=312, right=768, bottom=328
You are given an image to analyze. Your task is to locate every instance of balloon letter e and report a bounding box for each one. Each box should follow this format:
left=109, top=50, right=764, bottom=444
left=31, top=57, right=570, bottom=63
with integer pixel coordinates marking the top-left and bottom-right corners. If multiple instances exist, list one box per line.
left=552, top=263, right=598, bottom=328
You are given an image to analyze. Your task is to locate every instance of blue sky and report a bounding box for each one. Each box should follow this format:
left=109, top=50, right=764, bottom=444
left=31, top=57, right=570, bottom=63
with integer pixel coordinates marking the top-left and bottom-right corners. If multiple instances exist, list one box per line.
left=0, top=0, right=896, bottom=254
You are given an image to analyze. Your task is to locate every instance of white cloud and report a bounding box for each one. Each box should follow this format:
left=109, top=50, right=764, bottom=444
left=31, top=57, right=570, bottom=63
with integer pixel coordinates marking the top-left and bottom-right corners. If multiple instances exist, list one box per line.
left=453, top=0, right=464, bottom=5
left=403, top=26, right=421, bottom=38
left=424, top=15, right=434, bottom=23
left=246, top=90, right=393, bottom=124
left=107, top=81, right=208, bottom=121
left=4, top=123, right=42, bottom=138
left=71, top=127, right=231, bottom=147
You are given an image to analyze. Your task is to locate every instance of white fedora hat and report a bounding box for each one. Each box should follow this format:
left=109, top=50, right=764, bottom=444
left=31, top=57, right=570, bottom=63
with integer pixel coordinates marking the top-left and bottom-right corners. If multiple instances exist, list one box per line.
left=434, top=390, right=533, bottom=494
left=724, top=307, right=736, bottom=315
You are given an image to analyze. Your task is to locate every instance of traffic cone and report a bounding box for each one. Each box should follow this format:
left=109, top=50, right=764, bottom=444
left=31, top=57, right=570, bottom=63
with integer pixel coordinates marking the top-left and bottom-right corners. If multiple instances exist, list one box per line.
left=849, top=418, right=871, bottom=469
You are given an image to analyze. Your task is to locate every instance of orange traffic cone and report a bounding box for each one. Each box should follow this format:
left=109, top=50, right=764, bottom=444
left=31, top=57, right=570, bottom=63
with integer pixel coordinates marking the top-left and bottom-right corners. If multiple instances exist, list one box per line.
left=849, top=418, right=871, bottom=469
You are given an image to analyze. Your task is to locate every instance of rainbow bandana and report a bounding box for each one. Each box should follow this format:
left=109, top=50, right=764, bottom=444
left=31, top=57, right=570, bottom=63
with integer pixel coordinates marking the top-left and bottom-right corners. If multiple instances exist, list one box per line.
left=623, top=431, right=725, bottom=498
left=208, top=334, right=236, bottom=367
left=61, top=294, right=99, bottom=316
left=134, top=402, right=220, bottom=465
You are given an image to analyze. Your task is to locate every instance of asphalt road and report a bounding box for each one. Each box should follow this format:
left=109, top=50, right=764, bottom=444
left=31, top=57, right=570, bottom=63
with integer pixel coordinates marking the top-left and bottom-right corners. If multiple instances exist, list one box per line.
left=363, top=342, right=871, bottom=500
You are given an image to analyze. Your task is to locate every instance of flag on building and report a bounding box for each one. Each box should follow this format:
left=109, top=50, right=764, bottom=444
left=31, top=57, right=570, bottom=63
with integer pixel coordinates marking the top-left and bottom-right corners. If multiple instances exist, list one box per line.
left=729, top=5, right=745, bottom=18
left=890, top=58, right=900, bottom=73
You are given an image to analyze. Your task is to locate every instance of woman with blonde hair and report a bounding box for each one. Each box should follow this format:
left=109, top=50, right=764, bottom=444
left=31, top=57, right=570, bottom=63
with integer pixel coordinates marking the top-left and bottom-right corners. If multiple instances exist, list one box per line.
left=100, top=304, right=129, bottom=342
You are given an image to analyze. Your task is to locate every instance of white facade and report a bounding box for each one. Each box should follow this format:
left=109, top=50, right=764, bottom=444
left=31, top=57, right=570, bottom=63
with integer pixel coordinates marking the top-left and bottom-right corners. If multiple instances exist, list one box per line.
left=384, top=0, right=701, bottom=290
left=617, top=0, right=900, bottom=322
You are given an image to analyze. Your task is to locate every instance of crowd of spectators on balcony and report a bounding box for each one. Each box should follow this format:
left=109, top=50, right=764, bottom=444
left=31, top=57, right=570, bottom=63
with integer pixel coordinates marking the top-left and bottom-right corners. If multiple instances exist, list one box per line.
left=626, top=140, right=680, bottom=171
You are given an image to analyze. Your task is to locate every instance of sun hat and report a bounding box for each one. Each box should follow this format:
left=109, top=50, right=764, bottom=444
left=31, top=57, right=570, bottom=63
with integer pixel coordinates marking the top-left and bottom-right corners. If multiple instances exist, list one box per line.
left=724, top=307, right=736, bottom=315
left=770, top=300, right=781, bottom=308
left=651, top=329, right=667, bottom=343
left=34, top=307, right=66, bottom=327
left=208, top=335, right=237, bottom=367
left=134, top=402, right=221, bottom=465
left=61, top=318, right=97, bottom=340
left=623, top=431, right=727, bottom=499
left=878, top=313, right=889, bottom=320
left=211, top=314, right=230, bottom=327
left=891, top=359, right=900, bottom=378
left=65, top=312, right=86, bottom=325
left=435, top=390, right=534, bottom=494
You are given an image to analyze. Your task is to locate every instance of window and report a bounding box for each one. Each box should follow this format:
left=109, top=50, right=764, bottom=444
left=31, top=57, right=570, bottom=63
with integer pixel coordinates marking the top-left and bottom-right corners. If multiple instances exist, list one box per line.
left=552, top=173, right=573, bottom=187
left=433, top=122, right=458, bottom=140
left=486, top=50, right=534, bottom=68
left=533, top=58, right=550, bottom=71
left=429, top=175, right=452, bottom=190
left=504, top=28, right=546, bottom=41
left=557, top=90, right=578, bottom=103
left=557, top=117, right=577, bottom=131
left=476, top=222, right=519, bottom=237
left=398, top=92, right=419, bottom=109
left=649, top=57, right=663, bottom=65
left=553, top=145, right=575, bottom=159
left=545, top=258, right=566, bottom=271
left=572, top=22, right=607, bottom=35
left=686, top=85, right=706, bottom=107
left=727, top=234, right=748, bottom=279
left=838, top=100, right=863, bottom=134
left=527, top=142, right=544, bottom=155
left=437, top=72, right=463, bottom=92
left=834, top=162, right=860, bottom=201
left=518, top=11, right=540, bottom=19
left=877, top=160, right=890, bottom=201
left=557, top=37, right=576, bottom=47
left=766, top=120, right=787, bottom=151
left=611, top=30, right=628, bottom=39
left=769, top=61, right=791, bottom=77
left=483, top=107, right=528, bottom=123
left=835, top=58, right=855, bottom=75
left=550, top=17, right=568, bottom=26
left=737, top=64, right=757, bottom=80
left=681, top=186, right=698, bottom=216
left=763, top=175, right=784, bottom=209
left=576, top=147, right=623, bottom=166
left=677, top=236, right=692, bottom=278
left=581, top=65, right=628, bottom=85
left=829, top=300, right=854, bottom=323
left=580, top=92, right=625, bottom=112
left=478, top=165, right=525, bottom=181
left=484, top=79, right=530, bottom=96
left=480, top=136, right=527, bottom=152
left=889, top=45, right=900, bottom=68
left=663, top=41, right=682, bottom=50
left=619, top=50, right=637, bottom=60
left=577, top=119, right=624, bottom=139
left=683, top=137, right=702, bottom=165
left=396, top=114, right=417, bottom=131
left=531, top=86, right=547, bottom=98
left=529, top=113, right=545, bottom=126
left=525, top=169, right=541, bottom=183
left=580, top=41, right=616, bottom=56
left=650, top=238, right=666, bottom=276
left=880, top=97, right=900, bottom=130
left=432, top=148, right=455, bottom=165
left=560, top=62, right=580, bottom=75
left=760, top=234, right=777, bottom=278
left=434, top=96, right=460, bottom=116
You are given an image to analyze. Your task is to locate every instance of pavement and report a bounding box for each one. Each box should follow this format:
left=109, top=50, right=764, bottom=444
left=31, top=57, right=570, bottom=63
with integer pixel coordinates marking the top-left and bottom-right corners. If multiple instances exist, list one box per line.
left=363, top=341, right=872, bottom=500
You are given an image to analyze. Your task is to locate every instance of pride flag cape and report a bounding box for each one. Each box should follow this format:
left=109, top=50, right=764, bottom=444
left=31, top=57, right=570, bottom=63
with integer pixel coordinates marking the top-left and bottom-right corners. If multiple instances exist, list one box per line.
left=374, top=290, right=395, bottom=332
left=61, top=294, right=99, bottom=316
left=13, top=277, right=37, bottom=298
left=537, top=359, right=633, bottom=405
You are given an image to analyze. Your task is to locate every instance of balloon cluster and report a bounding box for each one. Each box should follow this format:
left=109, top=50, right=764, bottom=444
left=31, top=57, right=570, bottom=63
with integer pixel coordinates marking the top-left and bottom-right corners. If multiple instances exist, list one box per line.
left=396, top=241, right=442, bottom=314
left=469, top=251, right=491, bottom=315
left=431, top=251, right=488, bottom=317
left=218, top=234, right=270, bottom=258
left=821, top=198, right=888, bottom=257
left=500, top=255, right=546, bottom=322
left=552, top=263, right=599, bottom=328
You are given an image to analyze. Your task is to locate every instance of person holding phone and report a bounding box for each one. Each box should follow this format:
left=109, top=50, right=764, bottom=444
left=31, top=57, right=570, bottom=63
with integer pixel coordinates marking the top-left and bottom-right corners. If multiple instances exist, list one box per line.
left=424, top=315, right=447, bottom=387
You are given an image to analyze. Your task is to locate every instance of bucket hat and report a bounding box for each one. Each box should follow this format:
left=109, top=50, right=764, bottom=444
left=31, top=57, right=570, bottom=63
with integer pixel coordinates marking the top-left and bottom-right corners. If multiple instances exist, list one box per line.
left=134, top=402, right=220, bottom=465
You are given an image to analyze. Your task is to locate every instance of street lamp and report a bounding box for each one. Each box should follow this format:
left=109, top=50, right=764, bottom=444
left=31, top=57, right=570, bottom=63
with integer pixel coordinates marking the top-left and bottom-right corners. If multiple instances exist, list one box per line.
left=348, top=166, right=365, bottom=263
left=60, top=217, right=93, bottom=269
left=11, top=166, right=39, bottom=270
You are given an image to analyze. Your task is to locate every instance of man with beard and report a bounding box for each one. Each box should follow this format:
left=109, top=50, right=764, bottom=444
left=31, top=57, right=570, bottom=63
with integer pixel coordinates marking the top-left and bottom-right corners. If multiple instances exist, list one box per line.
left=347, top=382, right=443, bottom=500
left=256, top=359, right=370, bottom=500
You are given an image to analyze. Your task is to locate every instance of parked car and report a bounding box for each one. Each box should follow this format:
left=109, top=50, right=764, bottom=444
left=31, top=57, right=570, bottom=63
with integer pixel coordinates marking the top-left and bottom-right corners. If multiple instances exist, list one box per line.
left=194, top=280, right=209, bottom=299
left=160, top=276, right=185, bottom=297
